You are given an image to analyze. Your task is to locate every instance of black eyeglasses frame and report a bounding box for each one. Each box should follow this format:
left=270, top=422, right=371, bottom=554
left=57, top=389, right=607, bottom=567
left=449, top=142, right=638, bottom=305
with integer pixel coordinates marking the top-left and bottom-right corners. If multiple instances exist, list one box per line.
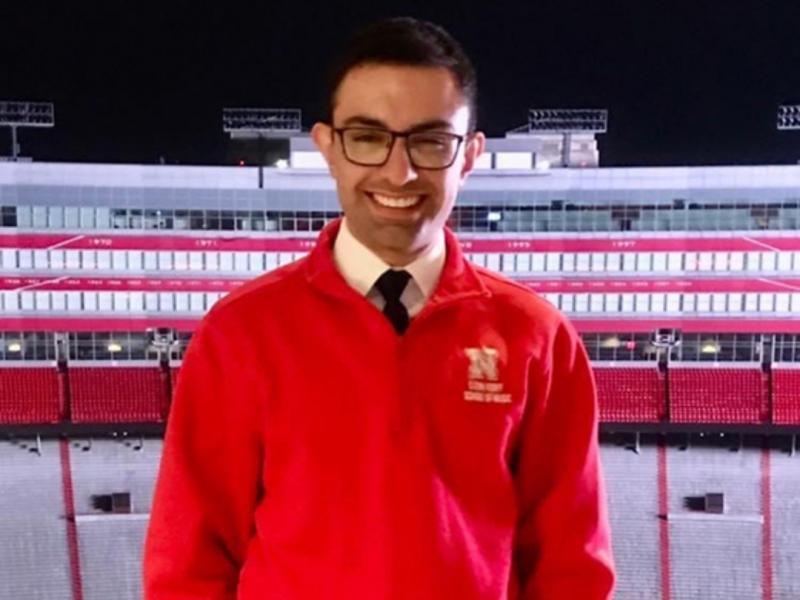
left=332, top=126, right=469, bottom=170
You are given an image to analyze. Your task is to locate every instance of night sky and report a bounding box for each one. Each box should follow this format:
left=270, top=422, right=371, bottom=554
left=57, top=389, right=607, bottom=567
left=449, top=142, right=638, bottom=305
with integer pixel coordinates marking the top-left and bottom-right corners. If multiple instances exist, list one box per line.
left=4, top=1, right=800, bottom=167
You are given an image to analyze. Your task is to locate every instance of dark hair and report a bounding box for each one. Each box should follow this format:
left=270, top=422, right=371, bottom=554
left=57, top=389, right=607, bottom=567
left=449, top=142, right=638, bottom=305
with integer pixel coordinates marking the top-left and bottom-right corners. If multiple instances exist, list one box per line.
left=326, top=17, right=478, bottom=131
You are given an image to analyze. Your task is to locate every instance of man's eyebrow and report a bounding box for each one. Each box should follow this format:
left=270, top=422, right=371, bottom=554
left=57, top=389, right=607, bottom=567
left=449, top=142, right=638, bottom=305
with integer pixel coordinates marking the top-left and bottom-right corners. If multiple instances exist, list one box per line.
left=340, top=116, right=455, bottom=132
left=341, top=116, right=388, bottom=128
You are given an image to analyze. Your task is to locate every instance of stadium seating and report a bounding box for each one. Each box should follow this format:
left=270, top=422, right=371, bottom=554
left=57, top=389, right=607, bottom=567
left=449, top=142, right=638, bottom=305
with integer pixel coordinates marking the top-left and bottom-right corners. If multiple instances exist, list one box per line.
left=772, top=368, right=800, bottom=425
left=0, top=367, right=61, bottom=424
left=668, top=367, right=767, bottom=424
left=593, top=366, right=664, bottom=422
left=69, top=367, right=167, bottom=423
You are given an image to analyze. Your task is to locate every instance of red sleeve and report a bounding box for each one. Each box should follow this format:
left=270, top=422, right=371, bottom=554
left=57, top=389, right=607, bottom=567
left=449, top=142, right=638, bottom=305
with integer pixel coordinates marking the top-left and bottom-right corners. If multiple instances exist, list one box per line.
left=513, top=318, right=616, bottom=599
left=143, top=318, right=265, bottom=599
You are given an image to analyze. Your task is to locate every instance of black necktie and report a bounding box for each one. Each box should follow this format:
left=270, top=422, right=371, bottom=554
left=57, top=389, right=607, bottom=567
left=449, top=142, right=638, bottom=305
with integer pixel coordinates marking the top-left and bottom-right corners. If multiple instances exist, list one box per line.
left=374, top=269, right=412, bottom=334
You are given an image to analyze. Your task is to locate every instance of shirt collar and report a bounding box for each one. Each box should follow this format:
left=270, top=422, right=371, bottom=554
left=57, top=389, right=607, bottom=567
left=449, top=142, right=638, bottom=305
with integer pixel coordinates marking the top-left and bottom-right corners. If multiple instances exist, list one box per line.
left=333, top=217, right=446, bottom=299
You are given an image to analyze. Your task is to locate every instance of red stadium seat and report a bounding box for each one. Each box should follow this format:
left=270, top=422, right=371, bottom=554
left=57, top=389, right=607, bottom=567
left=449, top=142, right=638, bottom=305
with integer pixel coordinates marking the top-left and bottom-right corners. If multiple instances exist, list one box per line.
left=593, top=366, right=664, bottom=423
left=669, top=367, right=767, bottom=424
left=69, top=367, right=168, bottom=423
left=0, top=367, right=61, bottom=424
left=772, top=368, right=800, bottom=425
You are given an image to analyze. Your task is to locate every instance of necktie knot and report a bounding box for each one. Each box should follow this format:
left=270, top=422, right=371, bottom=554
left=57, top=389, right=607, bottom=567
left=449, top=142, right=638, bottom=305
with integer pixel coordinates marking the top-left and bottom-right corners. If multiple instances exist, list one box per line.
left=374, top=269, right=412, bottom=334
left=374, top=269, right=411, bottom=303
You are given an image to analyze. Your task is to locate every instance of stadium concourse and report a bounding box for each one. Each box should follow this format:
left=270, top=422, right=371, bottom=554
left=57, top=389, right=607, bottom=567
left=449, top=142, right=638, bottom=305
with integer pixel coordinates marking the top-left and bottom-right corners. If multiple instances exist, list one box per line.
left=1, top=135, right=800, bottom=600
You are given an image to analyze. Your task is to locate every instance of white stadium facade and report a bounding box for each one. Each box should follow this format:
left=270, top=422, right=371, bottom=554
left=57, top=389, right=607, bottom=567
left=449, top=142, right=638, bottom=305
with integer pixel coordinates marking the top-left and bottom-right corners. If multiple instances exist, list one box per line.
left=1, top=121, right=799, bottom=599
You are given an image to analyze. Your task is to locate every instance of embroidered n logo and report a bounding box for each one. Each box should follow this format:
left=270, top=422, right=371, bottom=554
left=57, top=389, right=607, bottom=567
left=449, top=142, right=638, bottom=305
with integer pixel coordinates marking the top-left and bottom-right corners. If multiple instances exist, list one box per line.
left=464, top=347, right=499, bottom=381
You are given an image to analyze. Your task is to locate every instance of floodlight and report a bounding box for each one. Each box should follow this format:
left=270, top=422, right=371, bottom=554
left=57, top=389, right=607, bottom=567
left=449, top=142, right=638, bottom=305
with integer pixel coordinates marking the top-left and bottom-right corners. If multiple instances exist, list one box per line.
left=0, top=101, right=54, bottom=127
left=777, top=104, right=800, bottom=130
left=7, top=341, right=22, bottom=353
left=222, top=108, right=302, bottom=136
left=700, top=341, right=720, bottom=354
left=0, top=101, right=55, bottom=160
left=601, top=335, right=621, bottom=349
left=487, top=211, right=502, bottom=222
left=107, top=342, right=123, bottom=353
left=528, top=108, right=608, bottom=133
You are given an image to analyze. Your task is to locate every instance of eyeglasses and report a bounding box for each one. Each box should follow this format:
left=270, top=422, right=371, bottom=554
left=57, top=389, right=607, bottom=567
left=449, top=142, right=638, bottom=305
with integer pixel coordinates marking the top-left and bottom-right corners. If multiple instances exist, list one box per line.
left=333, top=127, right=467, bottom=170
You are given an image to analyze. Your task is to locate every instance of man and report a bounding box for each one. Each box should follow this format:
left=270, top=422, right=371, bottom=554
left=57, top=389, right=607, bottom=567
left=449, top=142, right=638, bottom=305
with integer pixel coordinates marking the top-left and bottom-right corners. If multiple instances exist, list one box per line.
left=144, top=17, right=615, bottom=599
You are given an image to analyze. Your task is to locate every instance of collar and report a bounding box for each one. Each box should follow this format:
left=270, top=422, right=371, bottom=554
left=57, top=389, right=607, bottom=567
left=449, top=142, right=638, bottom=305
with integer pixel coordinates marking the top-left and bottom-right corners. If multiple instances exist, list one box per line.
left=306, top=218, right=490, bottom=307
left=332, top=217, right=445, bottom=300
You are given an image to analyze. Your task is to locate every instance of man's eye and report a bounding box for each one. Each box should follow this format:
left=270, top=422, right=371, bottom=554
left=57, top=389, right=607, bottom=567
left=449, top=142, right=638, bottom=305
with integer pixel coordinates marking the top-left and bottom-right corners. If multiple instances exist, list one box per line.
left=351, top=131, right=387, bottom=143
left=413, top=136, right=450, bottom=149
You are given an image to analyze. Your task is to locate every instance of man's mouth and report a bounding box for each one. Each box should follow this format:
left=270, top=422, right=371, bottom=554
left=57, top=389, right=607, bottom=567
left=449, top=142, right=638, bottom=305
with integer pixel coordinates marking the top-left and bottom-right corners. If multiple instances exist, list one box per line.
left=368, top=192, right=424, bottom=209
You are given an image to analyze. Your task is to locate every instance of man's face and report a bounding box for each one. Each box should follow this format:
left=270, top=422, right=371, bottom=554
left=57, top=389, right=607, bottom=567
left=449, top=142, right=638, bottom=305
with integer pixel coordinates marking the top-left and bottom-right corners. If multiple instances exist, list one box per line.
left=312, top=64, right=485, bottom=265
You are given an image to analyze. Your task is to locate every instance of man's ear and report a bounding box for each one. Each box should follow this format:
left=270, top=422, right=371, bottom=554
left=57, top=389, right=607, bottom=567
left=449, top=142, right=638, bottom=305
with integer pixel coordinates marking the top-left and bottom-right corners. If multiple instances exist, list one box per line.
left=459, top=131, right=486, bottom=183
left=311, top=122, right=337, bottom=178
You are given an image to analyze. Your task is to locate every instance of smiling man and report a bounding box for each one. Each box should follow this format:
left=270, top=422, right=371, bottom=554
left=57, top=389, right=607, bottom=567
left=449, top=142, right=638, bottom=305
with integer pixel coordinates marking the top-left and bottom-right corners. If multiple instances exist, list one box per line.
left=144, top=17, right=615, bottom=600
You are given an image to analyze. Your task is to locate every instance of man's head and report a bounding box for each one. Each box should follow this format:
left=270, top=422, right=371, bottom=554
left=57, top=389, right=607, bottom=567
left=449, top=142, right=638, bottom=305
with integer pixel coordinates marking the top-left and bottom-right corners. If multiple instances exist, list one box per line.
left=312, top=17, right=485, bottom=266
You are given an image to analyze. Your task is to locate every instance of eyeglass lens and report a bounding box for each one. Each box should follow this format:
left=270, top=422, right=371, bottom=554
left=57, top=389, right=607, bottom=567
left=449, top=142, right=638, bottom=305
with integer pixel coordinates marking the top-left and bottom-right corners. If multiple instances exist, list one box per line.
left=341, top=128, right=460, bottom=168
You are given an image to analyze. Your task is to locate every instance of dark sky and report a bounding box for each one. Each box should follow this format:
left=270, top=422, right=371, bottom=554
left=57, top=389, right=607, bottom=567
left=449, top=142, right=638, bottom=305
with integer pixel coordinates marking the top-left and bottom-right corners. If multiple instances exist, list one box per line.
left=4, top=1, right=800, bottom=167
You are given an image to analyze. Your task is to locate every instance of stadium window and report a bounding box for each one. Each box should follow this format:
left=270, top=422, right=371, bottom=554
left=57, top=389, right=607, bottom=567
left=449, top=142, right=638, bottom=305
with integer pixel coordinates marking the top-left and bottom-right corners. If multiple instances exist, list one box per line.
left=13, top=206, right=30, bottom=228
left=112, top=209, right=128, bottom=229
left=220, top=211, right=236, bottom=230
left=206, top=210, right=221, bottom=230
left=305, top=211, right=321, bottom=231
left=235, top=210, right=251, bottom=231
left=265, top=211, right=280, bottom=232
left=79, top=207, right=95, bottom=229
left=32, top=206, right=47, bottom=228
left=130, top=333, right=147, bottom=360
left=144, top=209, right=162, bottom=229
left=47, top=206, right=64, bottom=229
left=280, top=213, right=296, bottom=231
left=0, top=206, right=17, bottom=227
left=189, top=210, right=205, bottom=230
left=173, top=210, right=189, bottom=230
left=129, top=209, right=143, bottom=229
left=248, top=210, right=264, bottom=231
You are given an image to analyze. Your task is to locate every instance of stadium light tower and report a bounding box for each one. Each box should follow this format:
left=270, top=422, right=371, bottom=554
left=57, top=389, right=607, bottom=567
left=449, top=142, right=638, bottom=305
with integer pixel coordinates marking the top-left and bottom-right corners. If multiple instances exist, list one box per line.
left=531, top=108, right=607, bottom=167
left=222, top=108, right=302, bottom=179
left=222, top=107, right=302, bottom=139
left=505, top=108, right=608, bottom=167
left=777, top=104, right=800, bottom=130
left=0, top=101, right=55, bottom=161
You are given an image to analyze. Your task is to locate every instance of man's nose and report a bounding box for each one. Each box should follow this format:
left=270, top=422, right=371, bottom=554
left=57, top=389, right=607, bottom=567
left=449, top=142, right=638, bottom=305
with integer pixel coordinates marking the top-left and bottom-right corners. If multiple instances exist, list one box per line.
left=379, top=138, right=418, bottom=185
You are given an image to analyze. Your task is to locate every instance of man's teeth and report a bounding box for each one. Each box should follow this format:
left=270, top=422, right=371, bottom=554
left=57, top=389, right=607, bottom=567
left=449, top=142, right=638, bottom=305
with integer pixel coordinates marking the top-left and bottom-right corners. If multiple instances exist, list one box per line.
left=372, top=193, right=422, bottom=208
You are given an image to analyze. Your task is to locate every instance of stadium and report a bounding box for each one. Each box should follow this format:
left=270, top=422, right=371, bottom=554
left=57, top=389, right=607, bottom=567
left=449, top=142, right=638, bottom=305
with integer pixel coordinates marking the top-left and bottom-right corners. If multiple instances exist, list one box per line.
left=1, top=106, right=799, bottom=599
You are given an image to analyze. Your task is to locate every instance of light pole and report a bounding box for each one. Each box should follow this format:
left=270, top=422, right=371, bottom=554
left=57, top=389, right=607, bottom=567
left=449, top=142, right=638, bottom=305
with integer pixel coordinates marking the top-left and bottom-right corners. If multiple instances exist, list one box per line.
left=0, top=101, right=55, bottom=161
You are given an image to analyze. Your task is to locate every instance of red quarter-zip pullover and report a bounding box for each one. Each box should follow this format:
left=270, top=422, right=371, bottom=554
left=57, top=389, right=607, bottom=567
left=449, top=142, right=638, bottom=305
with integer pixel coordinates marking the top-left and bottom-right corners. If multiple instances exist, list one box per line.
left=144, top=219, right=615, bottom=599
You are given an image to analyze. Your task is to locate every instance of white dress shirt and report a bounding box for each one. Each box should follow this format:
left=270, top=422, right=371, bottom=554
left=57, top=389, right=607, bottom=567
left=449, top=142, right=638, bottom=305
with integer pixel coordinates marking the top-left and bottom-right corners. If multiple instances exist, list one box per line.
left=333, top=218, right=446, bottom=317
